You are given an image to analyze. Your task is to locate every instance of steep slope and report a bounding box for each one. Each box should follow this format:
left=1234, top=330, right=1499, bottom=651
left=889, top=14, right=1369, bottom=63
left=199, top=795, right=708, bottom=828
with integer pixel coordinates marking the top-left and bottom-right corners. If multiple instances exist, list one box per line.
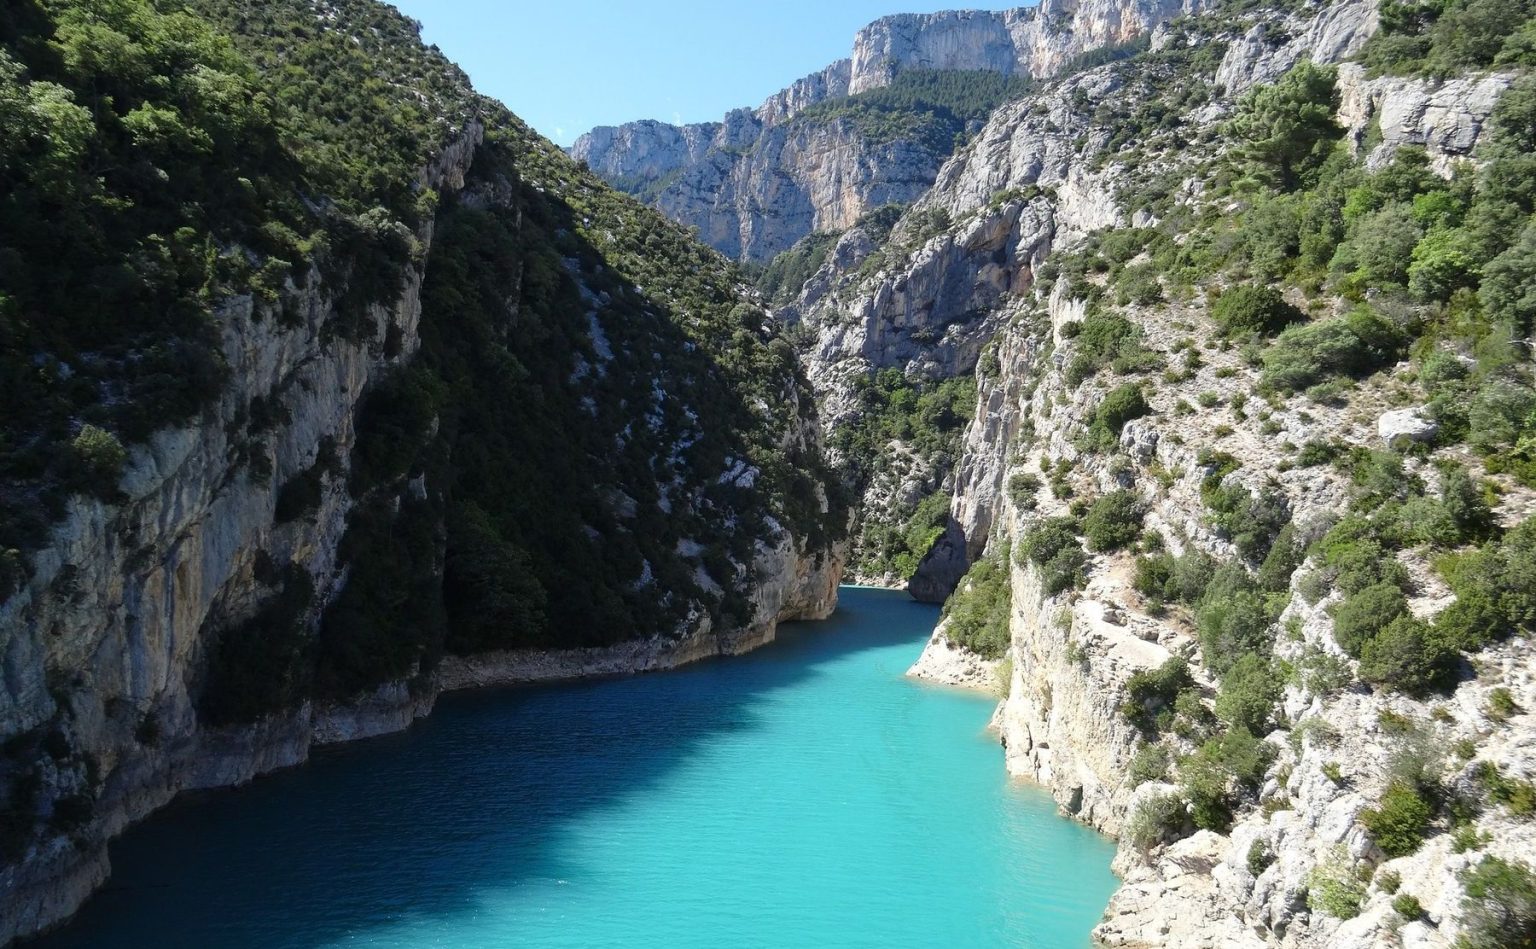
left=571, top=0, right=1205, bottom=262
left=0, top=1, right=843, bottom=942
left=821, top=0, right=1536, bottom=944
left=787, top=0, right=1383, bottom=593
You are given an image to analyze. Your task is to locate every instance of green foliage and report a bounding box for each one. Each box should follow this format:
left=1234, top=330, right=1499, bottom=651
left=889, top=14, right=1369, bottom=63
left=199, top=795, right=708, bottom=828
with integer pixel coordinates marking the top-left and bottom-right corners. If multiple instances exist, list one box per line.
left=1181, top=727, right=1277, bottom=831
left=757, top=229, right=841, bottom=305
left=1460, top=857, right=1536, bottom=949
left=1331, top=582, right=1410, bottom=656
left=68, top=425, right=126, bottom=497
left=1203, top=483, right=1291, bottom=564
left=1007, top=471, right=1042, bottom=510
left=1125, top=789, right=1186, bottom=851
left=442, top=502, right=548, bottom=654
left=1392, top=892, right=1424, bottom=920
left=834, top=369, right=974, bottom=578
left=1436, top=520, right=1536, bottom=649
left=1122, top=657, right=1195, bottom=737
left=1067, top=313, right=1159, bottom=386
left=1362, top=0, right=1536, bottom=77
left=1213, top=285, right=1303, bottom=336
left=1227, top=60, right=1342, bottom=191
left=1215, top=653, right=1282, bottom=736
left=1195, top=566, right=1277, bottom=677
left=1129, top=743, right=1173, bottom=785
left=1361, top=780, right=1435, bottom=858
left=1307, top=849, right=1370, bottom=919
left=1477, top=762, right=1536, bottom=817
left=1083, top=490, right=1145, bottom=552
left=1018, top=516, right=1087, bottom=595
left=1092, top=383, right=1152, bottom=445
left=1359, top=615, right=1458, bottom=694
left=796, top=68, right=1036, bottom=152
left=1260, top=308, right=1407, bottom=391
left=942, top=544, right=1013, bottom=659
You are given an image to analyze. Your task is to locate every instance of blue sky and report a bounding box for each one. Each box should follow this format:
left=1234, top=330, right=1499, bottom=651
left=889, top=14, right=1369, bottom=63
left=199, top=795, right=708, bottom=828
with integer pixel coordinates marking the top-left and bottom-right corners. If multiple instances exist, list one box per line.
left=389, top=1, right=1028, bottom=146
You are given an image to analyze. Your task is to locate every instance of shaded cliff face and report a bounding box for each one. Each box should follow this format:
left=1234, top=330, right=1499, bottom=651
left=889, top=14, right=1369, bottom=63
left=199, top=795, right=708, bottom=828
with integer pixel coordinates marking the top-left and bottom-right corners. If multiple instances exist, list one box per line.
left=571, top=0, right=1207, bottom=261
left=0, top=1, right=844, bottom=943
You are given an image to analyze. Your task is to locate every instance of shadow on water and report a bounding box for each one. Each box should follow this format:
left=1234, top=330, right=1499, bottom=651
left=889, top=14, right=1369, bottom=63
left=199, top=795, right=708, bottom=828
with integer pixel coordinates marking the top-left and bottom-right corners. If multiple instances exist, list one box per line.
left=37, top=589, right=943, bottom=949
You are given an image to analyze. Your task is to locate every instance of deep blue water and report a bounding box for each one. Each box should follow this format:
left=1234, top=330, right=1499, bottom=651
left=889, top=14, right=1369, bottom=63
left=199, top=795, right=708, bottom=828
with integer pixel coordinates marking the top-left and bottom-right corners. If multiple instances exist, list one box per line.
left=39, top=587, right=1118, bottom=947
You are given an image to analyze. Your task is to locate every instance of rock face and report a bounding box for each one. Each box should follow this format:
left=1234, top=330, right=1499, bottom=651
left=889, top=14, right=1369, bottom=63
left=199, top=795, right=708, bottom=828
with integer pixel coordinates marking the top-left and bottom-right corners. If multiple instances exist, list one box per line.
left=808, top=0, right=1534, bottom=944
left=0, top=85, right=846, bottom=949
left=572, top=0, right=1207, bottom=261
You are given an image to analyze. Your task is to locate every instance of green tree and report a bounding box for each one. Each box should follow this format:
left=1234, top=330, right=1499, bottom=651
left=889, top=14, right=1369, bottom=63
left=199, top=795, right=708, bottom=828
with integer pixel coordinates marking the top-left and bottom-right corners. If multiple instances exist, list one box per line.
left=1228, top=60, right=1343, bottom=190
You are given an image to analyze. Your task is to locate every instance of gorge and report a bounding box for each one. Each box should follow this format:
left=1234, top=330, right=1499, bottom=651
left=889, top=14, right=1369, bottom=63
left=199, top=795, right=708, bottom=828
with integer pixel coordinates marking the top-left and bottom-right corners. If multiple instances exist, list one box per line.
left=5, top=0, right=1536, bottom=946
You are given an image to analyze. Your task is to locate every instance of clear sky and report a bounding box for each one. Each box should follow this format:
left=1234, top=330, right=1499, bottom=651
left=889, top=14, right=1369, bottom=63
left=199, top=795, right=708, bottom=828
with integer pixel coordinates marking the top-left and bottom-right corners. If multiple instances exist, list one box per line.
left=388, top=1, right=1030, bottom=147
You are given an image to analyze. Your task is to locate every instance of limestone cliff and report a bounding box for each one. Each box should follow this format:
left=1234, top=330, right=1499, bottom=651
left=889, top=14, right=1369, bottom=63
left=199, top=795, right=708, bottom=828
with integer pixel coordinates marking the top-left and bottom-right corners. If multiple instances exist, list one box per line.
left=826, top=0, right=1536, bottom=943
left=571, top=0, right=1207, bottom=261
left=0, top=2, right=844, bottom=943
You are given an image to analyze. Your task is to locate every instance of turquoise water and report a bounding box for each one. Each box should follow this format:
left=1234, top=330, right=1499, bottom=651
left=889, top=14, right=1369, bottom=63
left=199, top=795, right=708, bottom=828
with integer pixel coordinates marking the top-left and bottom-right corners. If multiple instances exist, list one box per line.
left=40, top=587, right=1118, bottom=948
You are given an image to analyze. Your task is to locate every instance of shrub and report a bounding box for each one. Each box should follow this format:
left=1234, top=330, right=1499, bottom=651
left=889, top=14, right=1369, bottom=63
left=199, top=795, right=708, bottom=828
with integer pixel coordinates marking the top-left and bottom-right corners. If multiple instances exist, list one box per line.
left=1459, top=857, right=1536, bottom=949
left=1196, top=582, right=1275, bottom=676
left=1181, top=727, right=1276, bottom=831
left=1093, top=383, right=1151, bottom=443
left=1261, top=308, right=1406, bottom=391
left=1130, top=743, right=1173, bottom=786
left=1248, top=839, right=1276, bottom=877
left=1215, top=653, right=1282, bottom=735
left=1308, top=848, right=1369, bottom=919
left=1361, top=780, right=1434, bottom=858
left=1331, top=582, right=1410, bottom=656
left=942, top=547, right=1013, bottom=659
left=1392, top=893, right=1424, bottom=920
left=1123, top=658, right=1194, bottom=736
left=1083, top=491, right=1145, bottom=552
left=1489, top=687, right=1521, bottom=722
left=1213, top=285, right=1304, bottom=336
left=1359, top=614, right=1458, bottom=695
left=1125, top=789, right=1186, bottom=851
left=1018, top=517, right=1087, bottom=595
left=1205, top=483, right=1291, bottom=564
left=69, top=425, right=127, bottom=497
left=1008, top=472, right=1042, bottom=510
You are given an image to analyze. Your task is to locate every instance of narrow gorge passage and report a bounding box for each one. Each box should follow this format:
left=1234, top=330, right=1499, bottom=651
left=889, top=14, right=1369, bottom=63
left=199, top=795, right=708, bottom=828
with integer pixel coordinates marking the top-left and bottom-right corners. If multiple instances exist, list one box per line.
left=35, top=588, right=1117, bottom=948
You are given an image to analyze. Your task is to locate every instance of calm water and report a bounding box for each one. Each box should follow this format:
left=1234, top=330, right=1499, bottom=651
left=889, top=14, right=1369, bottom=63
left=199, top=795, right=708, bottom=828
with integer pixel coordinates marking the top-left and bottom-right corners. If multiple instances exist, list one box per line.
left=40, top=587, right=1118, bottom=948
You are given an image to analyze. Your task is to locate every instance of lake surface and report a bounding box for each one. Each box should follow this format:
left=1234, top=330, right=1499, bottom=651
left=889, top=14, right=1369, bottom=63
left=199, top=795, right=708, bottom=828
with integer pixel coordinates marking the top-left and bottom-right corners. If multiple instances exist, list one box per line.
left=40, top=587, right=1118, bottom=948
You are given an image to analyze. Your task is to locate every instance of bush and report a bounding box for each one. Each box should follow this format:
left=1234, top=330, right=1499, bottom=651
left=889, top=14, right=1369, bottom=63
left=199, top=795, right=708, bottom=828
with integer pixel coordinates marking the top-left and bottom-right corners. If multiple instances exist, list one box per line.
left=1196, top=580, right=1275, bottom=676
left=1331, top=582, right=1410, bottom=656
left=1308, top=848, right=1369, bottom=919
left=1181, top=727, right=1276, bottom=831
left=1018, top=517, right=1087, bottom=595
left=1130, top=743, right=1173, bottom=785
left=942, top=546, right=1013, bottom=659
left=1125, top=789, right=1186, bottom=851
left=1213, top=285, right=1304, bottom=336
left=1215, top=653, right=1282, bottom=735
left=1261, top=308, right=1406, bottom=391
left=69, top=425, right=127, bottom=497
left=1007, top=472, right=1042, bottom=510
left=1083, top=490, right=1145, bottom=552
left=1093, top=383, right=1151, bottom=444
left=1122, top=657, right=1194, bottom=736
left=1391, top=893, right=1424, bottom=920
left=1460, top=857, right=1536, bottom=949
left=1359, top=614, right=1458, bottom=694
left=1361, top=780, right=1434, bottom=858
